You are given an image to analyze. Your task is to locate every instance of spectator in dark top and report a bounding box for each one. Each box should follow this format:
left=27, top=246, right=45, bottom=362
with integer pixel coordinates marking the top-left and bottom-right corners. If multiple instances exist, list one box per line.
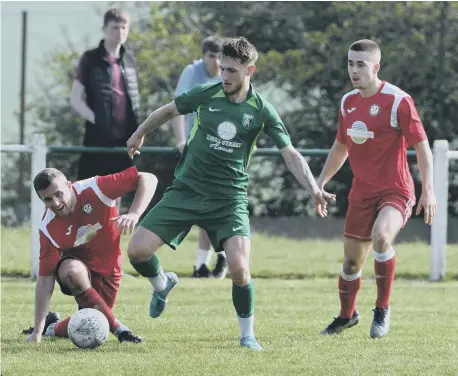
left=71, top=8, right=140, bottom=208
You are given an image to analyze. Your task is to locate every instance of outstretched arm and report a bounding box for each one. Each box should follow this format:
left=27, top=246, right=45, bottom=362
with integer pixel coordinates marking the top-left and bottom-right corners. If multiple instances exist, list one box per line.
left=127, top=101, right=181, bottom=158
left=280, top=145, right=336, bottom=217
left=110, top=172, right=159, bottom=234
left=317, top=139, right=348, bottom=188
left=128, top=172, right=158, bottom=217
left=138, top=101, right=181, bottom=137
left=280, top=145, right=320, bottom=193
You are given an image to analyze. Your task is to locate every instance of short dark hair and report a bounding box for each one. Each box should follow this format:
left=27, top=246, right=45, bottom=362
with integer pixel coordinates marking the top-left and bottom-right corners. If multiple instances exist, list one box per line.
left=349, top=39, right=381, bottom=61
left=103, top=8, right=129, bottom=27
left=33, top=168, right=66, bottom=195
left=201, top=35, right=224, bottom=55
left=222, top=37, right=258, bottom=65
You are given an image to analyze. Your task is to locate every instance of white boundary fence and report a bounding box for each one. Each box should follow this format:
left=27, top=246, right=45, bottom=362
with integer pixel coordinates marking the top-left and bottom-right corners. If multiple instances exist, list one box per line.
left=2, top=134, right=47, bottom=279
left=430, top=140, right=458, bottom=281
left=1, top=133, right=457, bottom=281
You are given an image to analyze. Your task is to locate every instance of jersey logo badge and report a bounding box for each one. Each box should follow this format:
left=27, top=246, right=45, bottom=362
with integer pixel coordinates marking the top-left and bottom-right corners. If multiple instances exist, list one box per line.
left=347, top=121, right=374, bottom=144
left=74, top=223, right=102, bottom=247
left=209, top=107, right=222, bottom=112
left=347, top=107, right=356, bottom=114
left=217, top=122, right=237, bottom=140
left=82, top=202, right=93, bottom=215
left=369, top=104, right=381, bottom=116
left=65, top=225, right=73, bottom=236
left=242, top=113, right=254, bottom=129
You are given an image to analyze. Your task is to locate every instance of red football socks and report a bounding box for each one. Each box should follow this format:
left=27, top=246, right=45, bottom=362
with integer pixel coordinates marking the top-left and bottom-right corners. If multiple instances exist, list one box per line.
left=75, top=288, right=120, bottom=332
left=54, top=317, right=70, bottom=337
left=374, top=248, right=396, bottom=309
left=338, top=270, right=362, bottom=319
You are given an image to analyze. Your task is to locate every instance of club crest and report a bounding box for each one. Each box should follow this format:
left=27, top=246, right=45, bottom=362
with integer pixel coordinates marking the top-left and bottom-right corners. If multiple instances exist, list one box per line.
left=242, top=113, right=254, bottom=129
left=369, top=104, right=380, bottom=116
left=82, top=202, right=93, bottom=215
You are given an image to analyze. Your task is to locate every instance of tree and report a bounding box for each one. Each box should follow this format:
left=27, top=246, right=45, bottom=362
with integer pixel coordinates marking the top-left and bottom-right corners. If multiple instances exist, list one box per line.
left=3, top=2, right=458, bottom=224
left=198, top=1, right=458, bottom=216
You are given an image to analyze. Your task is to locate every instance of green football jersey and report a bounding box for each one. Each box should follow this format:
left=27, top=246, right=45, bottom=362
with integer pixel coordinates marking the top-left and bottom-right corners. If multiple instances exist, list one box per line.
left=174, top=82, right=292, bottom=199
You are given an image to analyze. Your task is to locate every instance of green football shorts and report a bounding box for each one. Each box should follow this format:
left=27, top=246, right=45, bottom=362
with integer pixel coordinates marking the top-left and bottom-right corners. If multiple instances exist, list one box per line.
left=140, top=180, right=250, bottom=252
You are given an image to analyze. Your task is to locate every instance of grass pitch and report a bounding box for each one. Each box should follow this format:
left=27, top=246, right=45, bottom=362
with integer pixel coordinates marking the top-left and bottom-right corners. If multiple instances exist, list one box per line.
left=2, top=277, right=457, bottom=376
left=1, top=227, right=457, bottom=376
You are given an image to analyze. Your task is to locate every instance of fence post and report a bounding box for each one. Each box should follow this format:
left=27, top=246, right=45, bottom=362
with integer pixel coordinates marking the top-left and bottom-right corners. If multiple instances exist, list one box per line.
left=30, top=133, right=47, bottom=280
left=430, top=139, right=449, bottom=281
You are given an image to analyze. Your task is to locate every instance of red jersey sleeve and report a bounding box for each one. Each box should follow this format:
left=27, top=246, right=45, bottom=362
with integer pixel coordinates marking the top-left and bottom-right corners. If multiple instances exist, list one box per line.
left=95, top=166, right=140, bottom=200
left=336, top=110, right=346, bottom=144
left=397, top=96, right=427, bottom=147
left=39, top=231, right=60, bottom=276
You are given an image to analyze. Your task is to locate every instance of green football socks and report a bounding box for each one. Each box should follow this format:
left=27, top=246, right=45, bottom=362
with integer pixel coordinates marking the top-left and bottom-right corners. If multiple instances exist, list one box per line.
left=131, top=254, right=162, bottom=278
left=232, top=280, right=255, bottom=318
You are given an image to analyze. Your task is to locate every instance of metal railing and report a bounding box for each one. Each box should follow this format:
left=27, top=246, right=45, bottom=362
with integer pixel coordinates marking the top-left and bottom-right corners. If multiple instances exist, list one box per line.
left=0, top=134, right=451, bottom=280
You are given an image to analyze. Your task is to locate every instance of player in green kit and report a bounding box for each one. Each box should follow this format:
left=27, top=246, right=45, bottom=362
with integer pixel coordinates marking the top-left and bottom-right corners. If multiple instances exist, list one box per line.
left=126, top=37, right=335, bottom=350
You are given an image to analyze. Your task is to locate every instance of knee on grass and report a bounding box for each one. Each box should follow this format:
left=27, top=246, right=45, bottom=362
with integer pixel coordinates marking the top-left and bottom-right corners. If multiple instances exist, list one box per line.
left=58, top=260, right=91, bottom=296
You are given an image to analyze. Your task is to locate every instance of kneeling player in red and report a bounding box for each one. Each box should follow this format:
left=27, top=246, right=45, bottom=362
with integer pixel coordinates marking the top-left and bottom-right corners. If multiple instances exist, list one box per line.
left=317, top=39, right=437, bottom=338
left=24, top=166, right=158, bottom=344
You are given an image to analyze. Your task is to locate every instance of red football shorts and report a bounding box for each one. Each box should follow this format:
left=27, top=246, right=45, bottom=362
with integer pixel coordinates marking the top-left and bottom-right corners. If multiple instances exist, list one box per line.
left=344, top=192, right=415, bottom=241
left=56, top=256, right=121, bottom=309
left=87, top=272, right=121, bottom=309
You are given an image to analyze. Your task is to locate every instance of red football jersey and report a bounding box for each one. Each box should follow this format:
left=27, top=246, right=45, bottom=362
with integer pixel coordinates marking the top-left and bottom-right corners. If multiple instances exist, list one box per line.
left=336, top=81, right=427, bottom=200
left=39, top=166, right=140, bottom=277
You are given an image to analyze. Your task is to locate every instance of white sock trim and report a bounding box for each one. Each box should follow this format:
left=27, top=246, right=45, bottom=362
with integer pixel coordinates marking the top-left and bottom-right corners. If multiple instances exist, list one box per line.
left=374, top=247, right=395, bottom=262
left=340, top=267, right=362, bottom=281
left=148, top=268, right=167, bottom=292
left=238, top=315, right=254, bottom=338
left=43, top=322, right=57, bottom=337
left=113, top=323, right=129, bottom=337
left=195, top=248, right=212, bottom=268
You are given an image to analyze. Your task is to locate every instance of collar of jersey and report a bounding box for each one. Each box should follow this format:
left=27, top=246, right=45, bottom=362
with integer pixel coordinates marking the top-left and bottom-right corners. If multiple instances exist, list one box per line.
left=221, top=83, right=255, bottom=105
left=358, top=80, right=386, bottom=100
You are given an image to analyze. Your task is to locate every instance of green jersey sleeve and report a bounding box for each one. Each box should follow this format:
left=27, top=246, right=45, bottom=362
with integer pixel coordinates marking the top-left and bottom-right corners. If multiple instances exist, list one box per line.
left=174, top=83, right=215, bottom=115
left=263, top=102, right=292, bottom=149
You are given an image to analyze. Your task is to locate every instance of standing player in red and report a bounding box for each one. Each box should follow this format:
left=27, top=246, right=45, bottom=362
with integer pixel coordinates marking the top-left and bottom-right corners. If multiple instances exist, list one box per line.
left=318, top=39, right=437, bottom=338
left=25, top=166, right=158, bottom=343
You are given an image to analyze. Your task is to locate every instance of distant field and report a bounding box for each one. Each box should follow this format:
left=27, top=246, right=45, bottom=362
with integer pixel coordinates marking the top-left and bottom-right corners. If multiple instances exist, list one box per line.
left=2, top=226, right=458, bottom=280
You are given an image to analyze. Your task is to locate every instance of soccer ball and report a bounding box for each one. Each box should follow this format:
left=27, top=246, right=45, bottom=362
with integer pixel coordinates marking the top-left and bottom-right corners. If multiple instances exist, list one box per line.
left=67, top=308, right=110, bottom=349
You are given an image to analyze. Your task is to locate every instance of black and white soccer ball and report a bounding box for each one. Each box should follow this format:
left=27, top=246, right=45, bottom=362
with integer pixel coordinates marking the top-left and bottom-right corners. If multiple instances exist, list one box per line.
left=68, top=308, right=109, bottom=349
